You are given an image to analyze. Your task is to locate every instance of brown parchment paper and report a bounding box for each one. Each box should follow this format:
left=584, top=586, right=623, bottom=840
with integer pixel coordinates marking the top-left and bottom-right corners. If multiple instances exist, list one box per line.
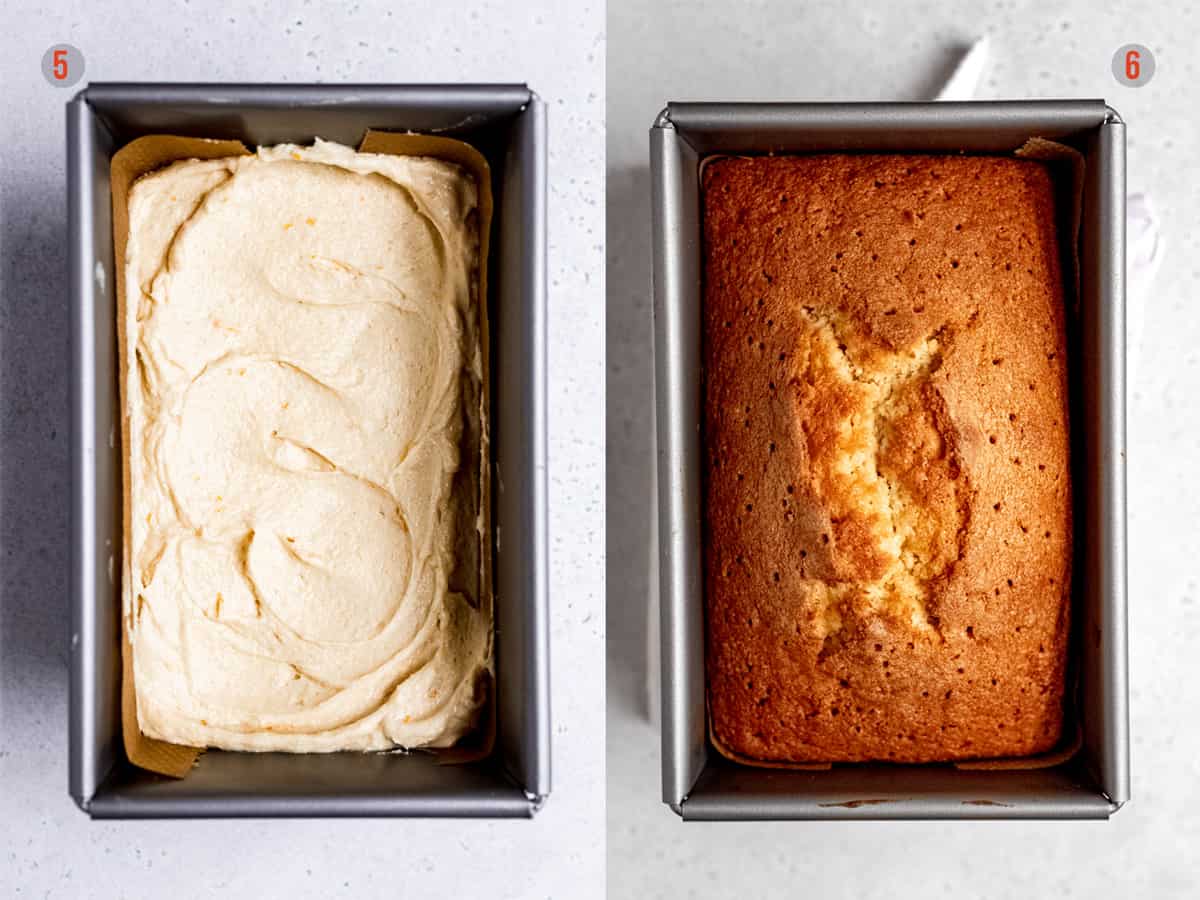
left=111, top=130, right=494, bottom=778
left=702, top=140, right=1086, bottom=774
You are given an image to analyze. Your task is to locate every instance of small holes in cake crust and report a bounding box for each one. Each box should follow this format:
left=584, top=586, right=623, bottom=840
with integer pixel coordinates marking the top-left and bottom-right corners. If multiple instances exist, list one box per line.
left=855, top=229, right=864, bottom=238
left=989, top=435, right=997, bottom=444
left=908, top=238, right=917, bottom=247
left=871, top=253, right=879, bottom=262
left=950, top=259, right=960, bottom=269
left=772, top=571, right=780, bottom=583
left=821, top=533, right=830, bottom=544
left=874, top=643, right=883, bottom=652
left=966, top=626, right=975, bottom=639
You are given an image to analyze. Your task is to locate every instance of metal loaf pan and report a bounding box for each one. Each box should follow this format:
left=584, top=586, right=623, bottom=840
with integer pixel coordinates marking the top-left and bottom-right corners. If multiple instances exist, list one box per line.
left=651, top=100, right=1127, bottom=820
left=68, top=83, right=549, bottom=818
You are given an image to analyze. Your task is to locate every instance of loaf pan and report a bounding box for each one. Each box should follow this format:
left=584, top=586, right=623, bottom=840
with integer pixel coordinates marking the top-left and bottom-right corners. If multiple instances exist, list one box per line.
left=651, top=100, right=1127, bottom=820
left=68, top=83, right=549, bottom=818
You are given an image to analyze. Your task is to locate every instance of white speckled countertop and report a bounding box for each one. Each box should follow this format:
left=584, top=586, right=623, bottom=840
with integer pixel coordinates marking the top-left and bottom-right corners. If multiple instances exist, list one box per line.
left=0, top=1, right=604, bottom=897
left=607, top=0, right=1200, bottom=897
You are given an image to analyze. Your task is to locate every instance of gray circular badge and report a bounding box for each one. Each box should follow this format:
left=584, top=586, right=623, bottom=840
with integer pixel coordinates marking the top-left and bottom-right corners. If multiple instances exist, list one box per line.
left=1112, top=44, right=1155, bottom=87
left=41, top=44, right=85, bottom=88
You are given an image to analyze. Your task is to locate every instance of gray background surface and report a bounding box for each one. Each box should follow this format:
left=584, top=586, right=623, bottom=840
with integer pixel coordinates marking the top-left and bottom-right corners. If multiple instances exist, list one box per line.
left=607, top=0, right=1197, bottom=896
left=0, top=1, right=604, bottom=897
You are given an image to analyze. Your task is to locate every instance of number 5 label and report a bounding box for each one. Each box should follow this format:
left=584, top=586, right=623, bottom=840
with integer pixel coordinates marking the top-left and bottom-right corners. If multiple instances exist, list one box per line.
left=1112, top=43, right=1156, bottom=87
left=41, top=43, right=85, bottom=88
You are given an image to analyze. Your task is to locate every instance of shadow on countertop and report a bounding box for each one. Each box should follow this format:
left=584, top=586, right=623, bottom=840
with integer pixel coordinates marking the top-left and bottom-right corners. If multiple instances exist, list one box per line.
left=0, top=182, right=71, bottom=719
left=605, top=163, right=655, bottom=723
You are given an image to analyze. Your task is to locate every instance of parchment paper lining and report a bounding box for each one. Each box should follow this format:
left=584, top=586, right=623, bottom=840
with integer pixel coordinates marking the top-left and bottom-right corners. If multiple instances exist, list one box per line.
left=111, top=131, right=494, bottom=778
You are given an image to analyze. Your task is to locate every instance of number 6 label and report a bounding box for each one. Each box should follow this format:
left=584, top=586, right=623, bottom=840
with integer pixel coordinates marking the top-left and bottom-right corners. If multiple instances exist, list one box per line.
left=1112, top=43, right=1156, bottom=87
left=41, top=43, right=85, bottom=88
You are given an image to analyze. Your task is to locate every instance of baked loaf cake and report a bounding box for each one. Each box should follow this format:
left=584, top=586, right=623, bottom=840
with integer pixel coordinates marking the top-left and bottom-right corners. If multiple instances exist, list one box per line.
left=122, top=140, right=491, bottom=752
left=702, top=154, right=1072, bottom=763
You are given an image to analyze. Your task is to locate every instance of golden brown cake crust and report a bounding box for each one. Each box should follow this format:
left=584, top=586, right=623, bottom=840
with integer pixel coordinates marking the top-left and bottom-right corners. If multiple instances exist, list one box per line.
left=702, top=154, right=1072, bottom=763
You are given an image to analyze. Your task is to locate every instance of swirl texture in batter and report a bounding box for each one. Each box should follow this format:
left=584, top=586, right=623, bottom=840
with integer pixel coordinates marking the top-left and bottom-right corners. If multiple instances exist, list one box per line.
left=123, top=140, right=490, bottom=751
